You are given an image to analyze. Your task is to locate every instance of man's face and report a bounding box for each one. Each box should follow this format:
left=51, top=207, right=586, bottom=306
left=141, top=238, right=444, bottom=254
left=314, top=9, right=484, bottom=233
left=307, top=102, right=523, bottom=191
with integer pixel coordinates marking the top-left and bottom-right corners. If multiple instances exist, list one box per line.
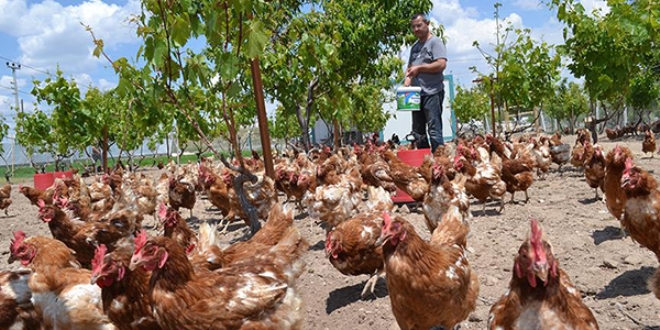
left=411, top=17, right=428, bottom=39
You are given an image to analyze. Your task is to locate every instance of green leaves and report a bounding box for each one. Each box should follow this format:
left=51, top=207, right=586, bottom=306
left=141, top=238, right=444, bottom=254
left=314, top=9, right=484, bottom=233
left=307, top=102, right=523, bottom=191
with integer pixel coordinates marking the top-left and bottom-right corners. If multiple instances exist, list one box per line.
left=453, top=85, right=490, bottom=124
left=544, top=80, right=589, bottom=126
left=472, top=4, right=561, bottom=121
left=551, top=0, right=659, bottom=110
left=245, top=20, right=270, bottom=59
left=262, top=0, right=432, bottom=144
left=171, top=16, right=191, bottom=47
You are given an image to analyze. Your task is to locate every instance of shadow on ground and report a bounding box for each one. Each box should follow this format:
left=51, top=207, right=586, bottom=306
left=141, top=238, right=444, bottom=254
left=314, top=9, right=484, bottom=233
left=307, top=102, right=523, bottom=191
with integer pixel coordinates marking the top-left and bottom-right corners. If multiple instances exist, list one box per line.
left=595, top=266, right=655, bottom=299
left=326, top=278, right=388, bottom=314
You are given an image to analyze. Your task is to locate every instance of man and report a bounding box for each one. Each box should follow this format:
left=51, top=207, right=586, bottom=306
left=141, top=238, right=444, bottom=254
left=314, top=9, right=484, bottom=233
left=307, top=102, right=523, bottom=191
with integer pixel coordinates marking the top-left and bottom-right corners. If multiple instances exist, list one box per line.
left=404, top=13, right=447, bottom=152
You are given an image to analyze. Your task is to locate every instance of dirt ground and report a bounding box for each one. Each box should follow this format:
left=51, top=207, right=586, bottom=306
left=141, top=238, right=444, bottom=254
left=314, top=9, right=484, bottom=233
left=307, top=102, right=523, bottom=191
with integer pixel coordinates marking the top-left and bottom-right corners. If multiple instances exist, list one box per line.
left=2, top=134, right=660, bottom=330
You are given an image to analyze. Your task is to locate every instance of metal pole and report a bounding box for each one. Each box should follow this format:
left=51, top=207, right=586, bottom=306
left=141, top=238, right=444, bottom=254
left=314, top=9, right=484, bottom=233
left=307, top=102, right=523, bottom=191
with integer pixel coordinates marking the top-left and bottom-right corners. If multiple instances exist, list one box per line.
left=5, top=62, right=21, bottom=111
left=250, top=58, right=275, bottom=180
left=10, top=137, right=14, bottom=175
left=490, top=79, right=496, bottom=136
left=6, top=63, right=21, bottom=176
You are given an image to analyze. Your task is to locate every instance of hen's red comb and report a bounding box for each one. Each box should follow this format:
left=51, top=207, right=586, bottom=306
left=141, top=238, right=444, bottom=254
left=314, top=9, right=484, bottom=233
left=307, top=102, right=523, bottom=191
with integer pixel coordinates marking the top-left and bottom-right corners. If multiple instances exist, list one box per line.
left=624, top=157, right=633, bottom=171
left=91, top=244, right=108, bottom=272
left=530, top=219, right=542, bottom=243
left=134, top=230, right=147, bottom=253
left=382, top=211, right=391, bottom=225
left=158, top=203, right=168, bottom=220
left=10, top=231, right=26, bottom=254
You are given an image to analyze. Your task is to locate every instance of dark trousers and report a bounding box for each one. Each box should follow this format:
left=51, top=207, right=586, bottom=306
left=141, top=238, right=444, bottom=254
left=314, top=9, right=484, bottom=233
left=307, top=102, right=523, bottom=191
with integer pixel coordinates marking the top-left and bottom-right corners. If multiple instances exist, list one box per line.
left=412, top=90, right=444, bottom=152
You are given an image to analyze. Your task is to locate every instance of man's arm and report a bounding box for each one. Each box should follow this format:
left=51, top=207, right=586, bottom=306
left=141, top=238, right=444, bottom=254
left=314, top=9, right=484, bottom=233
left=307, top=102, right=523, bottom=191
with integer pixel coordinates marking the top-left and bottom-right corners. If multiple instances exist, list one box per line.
left=406, top=58, right=446, bottom=77
left=416, top=58, right=446, bottom=73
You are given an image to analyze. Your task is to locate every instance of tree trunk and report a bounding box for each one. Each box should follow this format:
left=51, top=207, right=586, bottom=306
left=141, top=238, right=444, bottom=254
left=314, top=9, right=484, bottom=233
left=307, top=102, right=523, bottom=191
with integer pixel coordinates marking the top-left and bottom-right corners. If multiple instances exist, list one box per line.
left=333, top=119, right=341, bottom=149
left=570, top=105, right=575, bottom=134
left=165, top=134, right=171, bottom=160
left=54, top=157, right=60, bottom=174
left=102, top=126, right=109, bottom=173
left=295, top=77, right=319, bottom=152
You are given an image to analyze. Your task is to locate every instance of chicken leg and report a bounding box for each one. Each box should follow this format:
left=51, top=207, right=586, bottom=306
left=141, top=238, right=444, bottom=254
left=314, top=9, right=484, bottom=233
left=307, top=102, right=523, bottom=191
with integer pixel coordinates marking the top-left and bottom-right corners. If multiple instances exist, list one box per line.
left=524, top=190, right=529, bottom=203
left=218, top=217, right=231, bottom=235
left=3, top=208, right=8, bottom=217
left=361, top=270, right=384, bottom=298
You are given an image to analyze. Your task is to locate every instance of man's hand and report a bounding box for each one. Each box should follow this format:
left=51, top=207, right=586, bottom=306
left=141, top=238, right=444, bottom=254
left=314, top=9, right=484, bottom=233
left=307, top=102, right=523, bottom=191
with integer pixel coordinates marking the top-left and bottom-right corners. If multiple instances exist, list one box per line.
left=406, top=65, right=420, bottom=78
left=403, top=77, right=411, bottom=87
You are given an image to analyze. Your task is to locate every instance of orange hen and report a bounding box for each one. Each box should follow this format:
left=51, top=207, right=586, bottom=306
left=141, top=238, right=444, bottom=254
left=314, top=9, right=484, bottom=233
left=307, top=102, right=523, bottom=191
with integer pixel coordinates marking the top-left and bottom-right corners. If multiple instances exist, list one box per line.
left=604, top=145, right=634, bottom=223
left=129, top=232, right=305, bottom=330
left=91, top=241, right=161, bottom=330
left=488, top=219, right=599, bottom=329
left=377, top=212, right=478, bottom=330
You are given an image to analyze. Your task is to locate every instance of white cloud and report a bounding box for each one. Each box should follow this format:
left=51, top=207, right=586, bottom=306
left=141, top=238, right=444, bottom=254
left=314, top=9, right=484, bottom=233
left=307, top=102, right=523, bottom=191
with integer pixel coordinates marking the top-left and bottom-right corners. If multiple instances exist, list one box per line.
left=423, top=1, right=575, bottom=87
left=440, top=12, right=525, bottom=83
left=579, top=0, right=609, bottom=16
left=0, top=75, right=27, bottom=90
left=430, top=0, right=480, bottom=27
left=0, top=95, right=9, bottom=108
left=530, top=16, right=564, bottom=46
left=0, top=0, right=141, bottom=75
left=513, top=0, right=542, bottom=11
left=71, top=73, right=93, bottom=88
left=0, top=76, right=13, bottom=88
left=97, top=78, right=116, bottom=91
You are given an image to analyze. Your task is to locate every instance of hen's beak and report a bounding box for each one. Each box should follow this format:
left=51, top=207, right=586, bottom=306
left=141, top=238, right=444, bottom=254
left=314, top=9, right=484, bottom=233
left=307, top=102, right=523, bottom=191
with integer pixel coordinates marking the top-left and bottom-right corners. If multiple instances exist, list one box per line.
left=128, top=255, right=141, bottom=271
left=375, top=234, right=390, bottom=247
left=86, top=237, right=99, bottom=248
left=7, top=255, right=15, bottom=264
left=621, top=175, right=630, bottom=188
left=534, top=262, right=549, bottom=284
left=90, top=273, right=100, bottom=285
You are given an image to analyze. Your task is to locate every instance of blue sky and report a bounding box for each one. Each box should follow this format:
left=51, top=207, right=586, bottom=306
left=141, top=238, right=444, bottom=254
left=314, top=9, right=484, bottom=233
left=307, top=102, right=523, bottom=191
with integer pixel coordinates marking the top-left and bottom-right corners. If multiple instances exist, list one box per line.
left=0, top=0, right=609, bottom=137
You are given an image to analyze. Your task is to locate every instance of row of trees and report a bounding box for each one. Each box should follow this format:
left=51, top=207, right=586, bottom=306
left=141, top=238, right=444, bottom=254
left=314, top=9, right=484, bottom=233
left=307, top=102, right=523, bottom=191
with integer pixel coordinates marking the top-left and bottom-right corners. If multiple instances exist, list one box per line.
left=453, top=1, right=659, bottom=139
left=8, top=0, right=658, bottom=168
left=9, top=0, right=434, bottom=171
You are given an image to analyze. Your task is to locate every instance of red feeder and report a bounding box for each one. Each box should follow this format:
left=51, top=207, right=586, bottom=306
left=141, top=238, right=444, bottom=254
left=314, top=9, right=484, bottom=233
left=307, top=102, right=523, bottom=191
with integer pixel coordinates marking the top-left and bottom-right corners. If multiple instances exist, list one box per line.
left=54, top=171, right=73, bottom=180
left=391, top=148, right=431, bottom=203
left=33, top=173, right=55, bottom=191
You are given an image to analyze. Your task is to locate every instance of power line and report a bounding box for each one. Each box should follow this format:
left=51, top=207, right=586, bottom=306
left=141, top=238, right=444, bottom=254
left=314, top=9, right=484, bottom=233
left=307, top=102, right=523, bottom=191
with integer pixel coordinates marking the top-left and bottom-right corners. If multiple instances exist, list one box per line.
left=0, top=84, right=31, bottom=96
left=0, top=55, right=54, bottom=78
left=0, top=54, right=92, bottom=91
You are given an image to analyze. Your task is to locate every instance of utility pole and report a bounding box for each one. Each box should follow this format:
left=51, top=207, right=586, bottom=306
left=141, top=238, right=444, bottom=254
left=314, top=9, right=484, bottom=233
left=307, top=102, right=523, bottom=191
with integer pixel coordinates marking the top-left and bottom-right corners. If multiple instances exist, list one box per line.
left=5, top=62, right=21, bottom=112
left=6, top=62, right=21, bottom=177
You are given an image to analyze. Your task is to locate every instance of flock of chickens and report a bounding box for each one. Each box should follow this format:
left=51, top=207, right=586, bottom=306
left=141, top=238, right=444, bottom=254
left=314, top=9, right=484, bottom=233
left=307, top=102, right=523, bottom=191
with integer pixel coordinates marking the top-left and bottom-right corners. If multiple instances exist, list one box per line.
left=0, top=127, right=657, bottom=329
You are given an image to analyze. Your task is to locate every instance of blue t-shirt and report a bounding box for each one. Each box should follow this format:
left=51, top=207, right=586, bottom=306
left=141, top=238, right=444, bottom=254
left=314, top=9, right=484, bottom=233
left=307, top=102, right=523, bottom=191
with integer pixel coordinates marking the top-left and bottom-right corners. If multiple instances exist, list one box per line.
left=408, top=35, right=447, bottom=95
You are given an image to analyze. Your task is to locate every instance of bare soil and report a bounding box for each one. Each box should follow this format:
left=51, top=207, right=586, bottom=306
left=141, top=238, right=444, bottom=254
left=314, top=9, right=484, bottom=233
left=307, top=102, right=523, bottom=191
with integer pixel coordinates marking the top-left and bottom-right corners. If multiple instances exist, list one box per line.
left=2, top=134, right=660, bottom=330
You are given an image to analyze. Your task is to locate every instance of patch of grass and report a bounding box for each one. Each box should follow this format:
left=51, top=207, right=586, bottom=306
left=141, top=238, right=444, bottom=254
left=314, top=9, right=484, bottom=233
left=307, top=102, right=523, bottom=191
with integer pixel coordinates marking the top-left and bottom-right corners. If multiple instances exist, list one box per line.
left=0, top=150, right=254, bottom=182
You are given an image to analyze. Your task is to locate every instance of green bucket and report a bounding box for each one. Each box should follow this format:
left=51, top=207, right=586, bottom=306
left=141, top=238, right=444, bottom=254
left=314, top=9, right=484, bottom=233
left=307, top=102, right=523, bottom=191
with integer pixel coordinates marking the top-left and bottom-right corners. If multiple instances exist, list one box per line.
left=396, top=86, right=422, bottom=111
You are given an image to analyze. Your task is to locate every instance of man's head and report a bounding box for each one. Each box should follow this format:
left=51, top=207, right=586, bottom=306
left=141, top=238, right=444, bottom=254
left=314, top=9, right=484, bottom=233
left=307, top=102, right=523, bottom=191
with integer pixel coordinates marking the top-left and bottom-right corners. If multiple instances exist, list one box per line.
left=411, top=13, right=430, bottom=40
